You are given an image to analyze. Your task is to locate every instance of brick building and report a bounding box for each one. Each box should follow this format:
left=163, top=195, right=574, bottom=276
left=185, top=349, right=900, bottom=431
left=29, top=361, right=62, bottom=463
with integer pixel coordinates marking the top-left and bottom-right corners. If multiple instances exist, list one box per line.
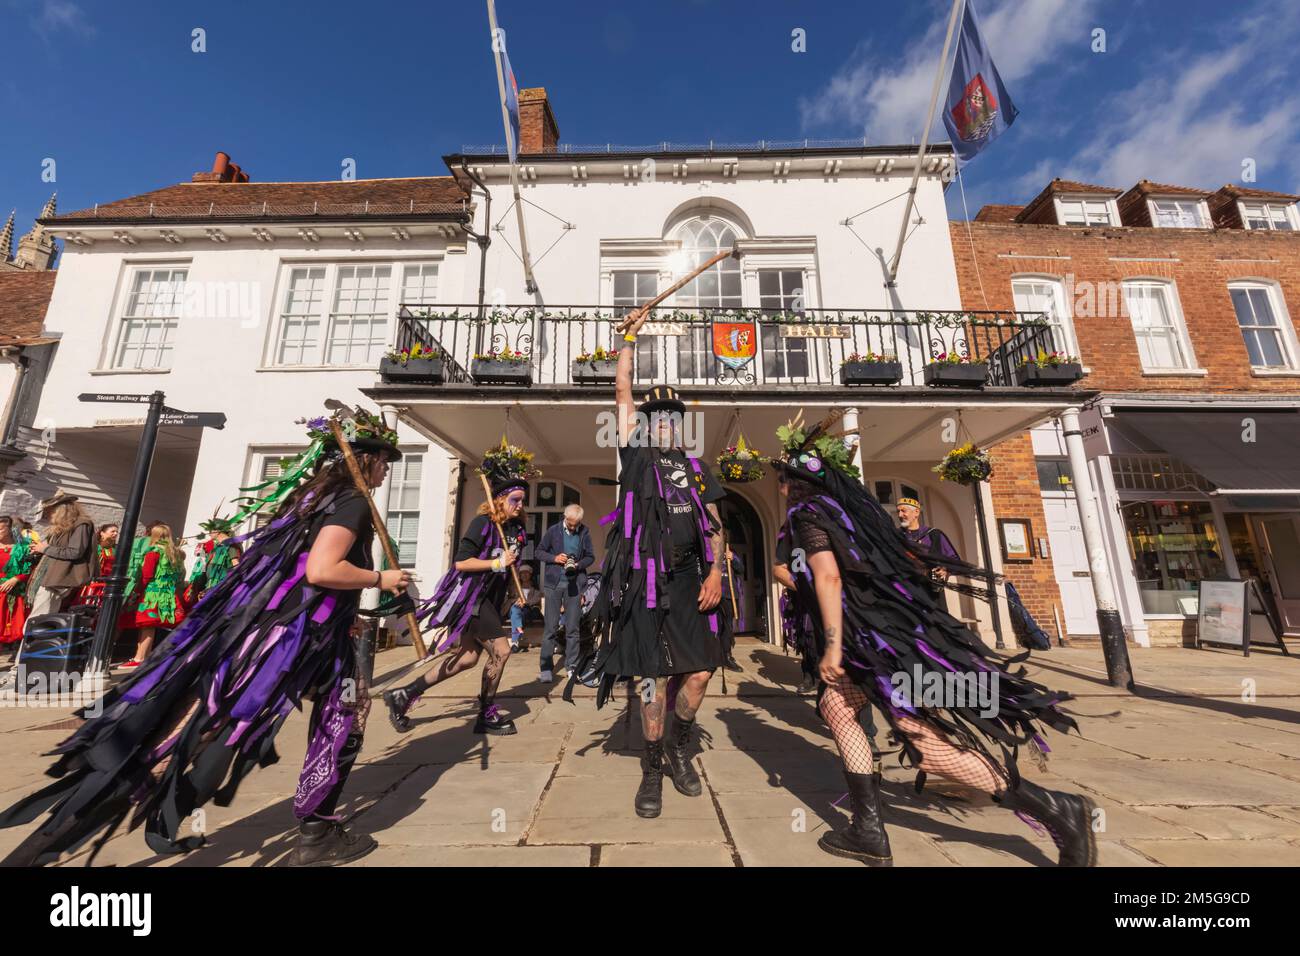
left=952, top=177, right=1300, bottom=646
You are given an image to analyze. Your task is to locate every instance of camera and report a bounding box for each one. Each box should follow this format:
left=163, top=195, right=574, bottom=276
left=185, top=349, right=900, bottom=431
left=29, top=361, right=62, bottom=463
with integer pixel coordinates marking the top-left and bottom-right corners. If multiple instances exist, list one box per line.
left=563, top=556, right=580, bottom=577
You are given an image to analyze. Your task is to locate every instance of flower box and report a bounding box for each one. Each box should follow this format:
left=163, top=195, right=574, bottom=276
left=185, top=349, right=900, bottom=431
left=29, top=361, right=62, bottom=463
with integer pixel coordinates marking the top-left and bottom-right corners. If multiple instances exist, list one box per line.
left=472, top=358, right=533, bottom=385
left=924, top=361, right=988, bottom=387
left=379, top=356, right=446, bottom=384
left=1013, top=362, right=1083, bottom=387
left=571, top=358, right=619, bottom=385
left=839, top=360, right=903, bottom=386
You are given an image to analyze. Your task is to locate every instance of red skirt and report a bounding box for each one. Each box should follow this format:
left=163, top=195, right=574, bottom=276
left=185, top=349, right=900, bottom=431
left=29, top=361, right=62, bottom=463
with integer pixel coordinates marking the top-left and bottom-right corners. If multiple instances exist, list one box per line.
left=122, top=603, right=185, bottom=631
left=0, top=596, right=26, bottom=645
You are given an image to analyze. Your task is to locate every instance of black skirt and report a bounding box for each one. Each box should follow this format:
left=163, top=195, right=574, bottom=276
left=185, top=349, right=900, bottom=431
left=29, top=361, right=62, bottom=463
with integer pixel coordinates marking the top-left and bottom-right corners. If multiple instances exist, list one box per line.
left=604, top=555, right=723, bottom=678
left=463, top=598, right=506, bottom=643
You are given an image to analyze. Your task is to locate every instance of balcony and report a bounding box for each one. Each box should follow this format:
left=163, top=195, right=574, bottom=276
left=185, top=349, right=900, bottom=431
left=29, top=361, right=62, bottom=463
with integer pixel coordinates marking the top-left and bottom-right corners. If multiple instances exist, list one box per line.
left=388, top=304, right=1068, bottom=392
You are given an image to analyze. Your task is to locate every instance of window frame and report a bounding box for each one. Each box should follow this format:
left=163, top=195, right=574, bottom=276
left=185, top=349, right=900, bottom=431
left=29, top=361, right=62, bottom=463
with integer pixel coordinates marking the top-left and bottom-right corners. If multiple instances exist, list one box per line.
left=1239, top=200, right=1299, bottom=232
left=1120, top=278, right=1198, bottom=373
left=385, top=451, right=424, bottom=568
left=268, top=258, right=441, bottom=369
left=1010, top=274, right=1080, bottom=359
left=1054, top=195, right=1117, bottom=227
left=1228, top=279, right=1299, bottom=370
left=110, top=264, right=190, bottom=371
left=1147, top=197, right=1209, bottom=229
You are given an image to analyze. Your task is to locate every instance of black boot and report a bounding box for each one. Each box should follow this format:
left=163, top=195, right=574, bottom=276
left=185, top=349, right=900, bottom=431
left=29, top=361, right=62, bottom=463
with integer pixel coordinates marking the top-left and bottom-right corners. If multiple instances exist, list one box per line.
left=818, top=772, right=892, bottom=866
left=664, top=715, right=703, bottom=797
left=287, top=818, right=377, bottom=867
left=634, top=740, right=666, bottom=818
left=473, top=701, right=517, bottom=736
left=996, top=779, right=1098, bottom=867
left=723, top=655, right=743, bottom=673
left=796, top=674, right=818, bottom=696
left=382, top=688, right=413, bottom=733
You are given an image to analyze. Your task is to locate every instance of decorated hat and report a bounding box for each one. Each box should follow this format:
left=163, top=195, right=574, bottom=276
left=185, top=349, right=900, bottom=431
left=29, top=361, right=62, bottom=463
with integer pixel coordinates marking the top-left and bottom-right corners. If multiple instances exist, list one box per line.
left=480, top=437, right=541, bottom=498
left=897, top=497, right=921, bottom=510
left=305, top=407, right=402, bottom=462
left=199, top=515, right=238, bottom=535
left=771, top=409, right=861, bottom=486
left=39, top=489, right=79, bottom=511
left=638, top=384, right=686, bottom=417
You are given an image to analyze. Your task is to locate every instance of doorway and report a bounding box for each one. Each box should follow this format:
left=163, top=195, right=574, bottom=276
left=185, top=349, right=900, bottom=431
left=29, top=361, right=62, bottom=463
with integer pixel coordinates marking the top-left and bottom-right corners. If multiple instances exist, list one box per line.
left=717, top=490, right=767, bottom=639
left=1251, top=514, right=1300, bottom=635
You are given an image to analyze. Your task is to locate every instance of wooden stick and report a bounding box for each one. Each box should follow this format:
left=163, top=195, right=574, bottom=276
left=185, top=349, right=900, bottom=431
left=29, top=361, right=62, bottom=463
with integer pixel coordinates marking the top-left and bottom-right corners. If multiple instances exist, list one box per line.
left=722, top=535, right=739, bottom=619
left=616, top=248, right=739, bottom=333
left=477, top=471, right=526, bottom=604
left=327, top=419, right=428, bottom=660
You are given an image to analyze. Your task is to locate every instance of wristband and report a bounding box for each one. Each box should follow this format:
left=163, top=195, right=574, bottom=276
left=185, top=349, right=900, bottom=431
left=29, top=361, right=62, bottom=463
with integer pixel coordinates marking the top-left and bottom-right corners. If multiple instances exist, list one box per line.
left=374, top=570, right=382, bottom=587
left=623, top=333, right=637, bottom=343
left=491, top=557, right=502, bottom=572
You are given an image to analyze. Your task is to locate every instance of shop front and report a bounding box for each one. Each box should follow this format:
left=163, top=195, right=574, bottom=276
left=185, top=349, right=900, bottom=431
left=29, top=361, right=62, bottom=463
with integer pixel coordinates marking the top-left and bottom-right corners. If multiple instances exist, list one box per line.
left=1078, top=399, right=1300, bottom=643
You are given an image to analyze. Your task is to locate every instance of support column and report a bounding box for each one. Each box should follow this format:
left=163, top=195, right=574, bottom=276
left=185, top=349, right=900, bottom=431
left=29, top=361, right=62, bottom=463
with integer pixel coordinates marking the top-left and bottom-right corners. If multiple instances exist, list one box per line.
left=842, top=406, right=864, bottom=478
left=1061, top=406, right=1134, bottom=689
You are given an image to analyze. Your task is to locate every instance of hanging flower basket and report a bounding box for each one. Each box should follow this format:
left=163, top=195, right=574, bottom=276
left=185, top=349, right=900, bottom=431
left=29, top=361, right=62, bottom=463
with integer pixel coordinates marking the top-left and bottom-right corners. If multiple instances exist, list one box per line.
left=933, top=443, right=993, bottom=485
left=838, top=351, right=902, bottom=386
left=380, top=343, right=446, bottom=384
left=472, top=349, right=533, bottom=385
left=572, top=346, right=619, bottom=385
left=1013, top=351, right=1083, bottom=386
left=716, top=435, right=766, bottom=483
left=924, top=353, right=988, bottom=387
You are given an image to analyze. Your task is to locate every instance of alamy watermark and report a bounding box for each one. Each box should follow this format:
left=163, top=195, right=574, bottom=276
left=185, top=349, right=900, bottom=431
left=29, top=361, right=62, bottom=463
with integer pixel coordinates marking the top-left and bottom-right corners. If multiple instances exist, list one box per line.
left=889, top=664, right=999, bottom=718
left=595, top=409, right=705, bottom=458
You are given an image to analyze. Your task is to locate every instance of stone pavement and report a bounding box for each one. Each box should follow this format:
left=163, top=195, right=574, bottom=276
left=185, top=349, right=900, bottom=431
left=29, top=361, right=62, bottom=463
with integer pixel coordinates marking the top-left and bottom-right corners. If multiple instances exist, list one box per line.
left=0, top=638, right=1297, bottom=867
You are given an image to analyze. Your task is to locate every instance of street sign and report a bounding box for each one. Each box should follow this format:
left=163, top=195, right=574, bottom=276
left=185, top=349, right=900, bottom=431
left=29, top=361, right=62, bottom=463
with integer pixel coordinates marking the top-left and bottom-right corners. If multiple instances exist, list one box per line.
left=78, top=392, right=152, bottom=404
left=160, top=408, right=226, bottom=429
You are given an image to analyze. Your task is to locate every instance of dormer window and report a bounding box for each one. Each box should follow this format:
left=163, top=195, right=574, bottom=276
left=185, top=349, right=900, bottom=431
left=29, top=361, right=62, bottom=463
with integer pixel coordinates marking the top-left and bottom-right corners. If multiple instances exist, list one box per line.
left=1056, top=198, right=1114, bottom=226
left=1150, top=199, right=1207, bottom=228
left=1240, top=201, right=1297, bottom=231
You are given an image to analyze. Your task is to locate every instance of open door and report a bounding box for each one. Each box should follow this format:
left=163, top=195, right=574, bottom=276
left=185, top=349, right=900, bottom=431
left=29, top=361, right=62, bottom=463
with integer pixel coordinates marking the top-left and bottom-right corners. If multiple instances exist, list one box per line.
left=1253, top=515, right=1300, bottom=635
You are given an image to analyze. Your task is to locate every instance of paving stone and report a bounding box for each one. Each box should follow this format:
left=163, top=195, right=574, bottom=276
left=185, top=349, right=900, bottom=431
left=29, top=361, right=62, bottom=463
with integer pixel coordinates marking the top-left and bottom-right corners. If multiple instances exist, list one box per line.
left=1126, top=838, right=1300, bottom=866
left=529, top=775, right=723, bottom=844
left=599, top=843, right=734, bottom=867
left=1133, top=805, right=1300, bottom=840
left=1043, top=758, right=1300, bottom=805
left=360, top=844, right=589, bottom=866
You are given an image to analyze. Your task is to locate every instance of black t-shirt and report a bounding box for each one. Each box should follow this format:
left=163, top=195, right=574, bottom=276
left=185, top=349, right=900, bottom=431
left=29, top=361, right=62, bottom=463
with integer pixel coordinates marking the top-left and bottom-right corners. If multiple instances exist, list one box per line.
left=775, top=530, right=793, bottom=566
left=455, top=513, right=526, bottom=610
left=311, top=491, right=374, bottom=570
left=620, top=445, right=726, bottom=549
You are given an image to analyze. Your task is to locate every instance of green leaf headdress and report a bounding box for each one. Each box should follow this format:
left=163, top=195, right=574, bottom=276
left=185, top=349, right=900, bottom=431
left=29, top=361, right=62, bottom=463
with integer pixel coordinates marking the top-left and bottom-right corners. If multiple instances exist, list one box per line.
left=772, top=408, right=861, bottom=482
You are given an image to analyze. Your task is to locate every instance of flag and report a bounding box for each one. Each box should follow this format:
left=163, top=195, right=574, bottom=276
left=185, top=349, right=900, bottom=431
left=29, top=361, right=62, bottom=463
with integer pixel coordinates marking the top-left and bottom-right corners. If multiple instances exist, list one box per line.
left=942, top=0, right=1018, bottom=166
left=501, top=46, right=521, bottom=162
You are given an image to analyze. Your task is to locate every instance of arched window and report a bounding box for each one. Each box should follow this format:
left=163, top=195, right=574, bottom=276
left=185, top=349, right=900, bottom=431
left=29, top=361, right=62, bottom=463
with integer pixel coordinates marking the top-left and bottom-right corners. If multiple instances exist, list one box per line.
left=866, top=477, right=922, bottom=511
left=671, top=216, right=743, bottom=381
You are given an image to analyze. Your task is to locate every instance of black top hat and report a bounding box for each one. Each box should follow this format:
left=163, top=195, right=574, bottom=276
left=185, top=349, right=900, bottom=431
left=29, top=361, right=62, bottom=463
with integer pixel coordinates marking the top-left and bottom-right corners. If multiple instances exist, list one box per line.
left=638, top=385, right=686, bottom=416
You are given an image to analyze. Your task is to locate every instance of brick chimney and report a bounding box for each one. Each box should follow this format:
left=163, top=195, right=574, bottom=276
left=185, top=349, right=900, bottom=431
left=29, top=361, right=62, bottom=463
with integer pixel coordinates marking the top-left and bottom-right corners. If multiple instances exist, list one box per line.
left=518, top=88, right=559, bottom=154
left=192, top=151, right=251, bottom=183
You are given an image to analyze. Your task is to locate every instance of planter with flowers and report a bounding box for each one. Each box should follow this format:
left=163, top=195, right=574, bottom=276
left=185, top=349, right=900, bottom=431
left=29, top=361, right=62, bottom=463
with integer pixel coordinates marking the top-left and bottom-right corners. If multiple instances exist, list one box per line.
left=1013, top=350, right=1083, bottom=387
left=572, top=346, right=620, bottom=385
left=715, top=435, right=766, bottom=483
left=838, top=350, right=902, bottom=386
left=924, top=352, right=988, bottom=387
left=933, top=443, right=993, bottom=485
left=380, top=342, right=446, bottom=384
left=472, top=348, right=533, bottom=385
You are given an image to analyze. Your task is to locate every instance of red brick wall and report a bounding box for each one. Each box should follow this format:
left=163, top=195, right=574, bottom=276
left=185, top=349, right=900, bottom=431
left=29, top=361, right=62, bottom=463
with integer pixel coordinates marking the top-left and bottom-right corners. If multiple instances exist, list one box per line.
left=986, top=432, right=1062, bottom=637
left=949, top=218, right=1300, bottom=638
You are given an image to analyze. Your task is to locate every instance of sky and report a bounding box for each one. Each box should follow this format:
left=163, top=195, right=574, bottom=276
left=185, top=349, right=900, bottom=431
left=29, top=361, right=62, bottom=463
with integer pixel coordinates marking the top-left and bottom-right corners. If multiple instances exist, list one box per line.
left=4, top=0, right=1298, bottom=244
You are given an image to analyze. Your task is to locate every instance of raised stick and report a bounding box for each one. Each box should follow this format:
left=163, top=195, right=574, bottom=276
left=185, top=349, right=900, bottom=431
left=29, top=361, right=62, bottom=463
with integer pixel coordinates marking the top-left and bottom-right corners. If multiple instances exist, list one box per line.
left=616, top=248, right=740, bottom=334
left=327, top=419, right=428, bottom=660
left=477, top=471, right=526, bottom=604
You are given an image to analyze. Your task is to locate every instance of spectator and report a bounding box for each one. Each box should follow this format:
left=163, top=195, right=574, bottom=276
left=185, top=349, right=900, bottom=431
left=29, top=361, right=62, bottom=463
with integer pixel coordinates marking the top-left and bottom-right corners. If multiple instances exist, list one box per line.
left=896, top=497, right=961, bottom=602
left=26, top=490, right=96, bottom=618
left=535, top=504, right=595, bottom=682
left=509, top=564, right=543, bottom=653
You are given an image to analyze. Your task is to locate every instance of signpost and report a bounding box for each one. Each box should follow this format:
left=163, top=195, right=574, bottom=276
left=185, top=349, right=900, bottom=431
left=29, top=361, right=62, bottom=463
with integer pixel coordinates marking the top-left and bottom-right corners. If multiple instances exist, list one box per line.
left=78, top=391, right=225, bottom=674
left=1197, top=578, right=1290, bottom=656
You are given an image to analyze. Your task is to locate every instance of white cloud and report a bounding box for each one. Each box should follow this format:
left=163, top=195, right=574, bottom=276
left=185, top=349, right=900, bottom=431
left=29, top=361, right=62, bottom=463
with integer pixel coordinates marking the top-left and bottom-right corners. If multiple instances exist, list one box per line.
left=799, top=0, right=1100, bottom=144
left=14, top=0, right=95, bottom=38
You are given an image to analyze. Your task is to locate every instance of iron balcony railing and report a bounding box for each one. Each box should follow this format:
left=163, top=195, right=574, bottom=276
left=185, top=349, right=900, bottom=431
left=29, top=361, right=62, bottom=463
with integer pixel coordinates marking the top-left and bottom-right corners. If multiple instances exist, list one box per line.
left=391, top=305, right=1062, bottom=390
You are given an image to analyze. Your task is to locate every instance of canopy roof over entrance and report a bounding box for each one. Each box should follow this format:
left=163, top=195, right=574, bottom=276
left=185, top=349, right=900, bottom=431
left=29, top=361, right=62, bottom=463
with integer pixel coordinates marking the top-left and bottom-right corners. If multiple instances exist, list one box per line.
left=362, top=384, right=1087, bottom=466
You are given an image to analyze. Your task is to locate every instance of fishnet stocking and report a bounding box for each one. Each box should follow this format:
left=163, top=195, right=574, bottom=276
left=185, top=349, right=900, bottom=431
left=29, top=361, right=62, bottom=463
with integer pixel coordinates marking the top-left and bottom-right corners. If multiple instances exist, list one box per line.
left=894, top=716, right=1007, bottom=794
left=820, top=677, right=874, bottom=773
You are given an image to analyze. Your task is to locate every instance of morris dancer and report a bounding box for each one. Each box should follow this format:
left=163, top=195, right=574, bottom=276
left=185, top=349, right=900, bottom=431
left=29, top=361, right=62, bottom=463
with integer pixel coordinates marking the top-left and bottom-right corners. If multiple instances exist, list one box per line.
left=772, top=412, right=1096, bottom=867
left=0, top=408, right=410, bottom=867
left=383, top=439, right=535, bottom=737
left=183, top=514, right=243, bottom=608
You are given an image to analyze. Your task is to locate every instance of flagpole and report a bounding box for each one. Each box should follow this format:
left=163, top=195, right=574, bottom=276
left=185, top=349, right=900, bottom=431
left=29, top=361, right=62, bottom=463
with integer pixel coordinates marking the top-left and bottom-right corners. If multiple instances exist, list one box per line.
left=486, top=0, right=537, bottom=294
left=886, top=0, right=965, bottom=285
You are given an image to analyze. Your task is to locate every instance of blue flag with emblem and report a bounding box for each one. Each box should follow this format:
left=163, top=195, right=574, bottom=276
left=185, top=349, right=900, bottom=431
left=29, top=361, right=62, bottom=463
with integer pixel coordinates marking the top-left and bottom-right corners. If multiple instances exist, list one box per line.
left=942, top=0, right=1018, bottom=166
left=501, top=46, right=521, bottom=162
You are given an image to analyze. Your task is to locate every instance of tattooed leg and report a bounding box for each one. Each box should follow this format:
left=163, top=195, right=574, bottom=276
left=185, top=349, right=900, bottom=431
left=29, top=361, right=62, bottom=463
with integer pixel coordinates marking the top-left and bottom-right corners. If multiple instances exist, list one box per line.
left=478, top=636, right=513, bottom=706
left=674, top=669, right=712, bottom=721
left=639, top=676, right=669, bottom=742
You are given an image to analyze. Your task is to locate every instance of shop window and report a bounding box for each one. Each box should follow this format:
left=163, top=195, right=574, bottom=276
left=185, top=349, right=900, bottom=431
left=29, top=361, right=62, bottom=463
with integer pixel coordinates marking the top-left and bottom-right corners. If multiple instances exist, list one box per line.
left=1122, top=500, right=1226, bottom=615
left=1036, top=458, right=1074, bottom=493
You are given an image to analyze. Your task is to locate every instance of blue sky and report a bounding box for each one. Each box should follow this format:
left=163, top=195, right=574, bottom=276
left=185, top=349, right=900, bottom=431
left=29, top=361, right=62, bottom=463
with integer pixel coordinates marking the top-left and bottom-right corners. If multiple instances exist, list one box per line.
left=4, top=0, right=1297, bottom=243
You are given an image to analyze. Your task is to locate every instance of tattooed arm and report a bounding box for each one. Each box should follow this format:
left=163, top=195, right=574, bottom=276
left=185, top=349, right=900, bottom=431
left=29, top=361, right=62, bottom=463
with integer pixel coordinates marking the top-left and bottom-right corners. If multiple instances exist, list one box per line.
left=809, top=550, right=845, bottom=682
left=698, top=502, right=724, bottom=611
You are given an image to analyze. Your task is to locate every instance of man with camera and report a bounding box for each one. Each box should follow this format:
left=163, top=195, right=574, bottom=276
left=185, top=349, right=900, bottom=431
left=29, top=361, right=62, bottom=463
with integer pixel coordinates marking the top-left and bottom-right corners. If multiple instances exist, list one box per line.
left=536, top=504, right=595, bottom=683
